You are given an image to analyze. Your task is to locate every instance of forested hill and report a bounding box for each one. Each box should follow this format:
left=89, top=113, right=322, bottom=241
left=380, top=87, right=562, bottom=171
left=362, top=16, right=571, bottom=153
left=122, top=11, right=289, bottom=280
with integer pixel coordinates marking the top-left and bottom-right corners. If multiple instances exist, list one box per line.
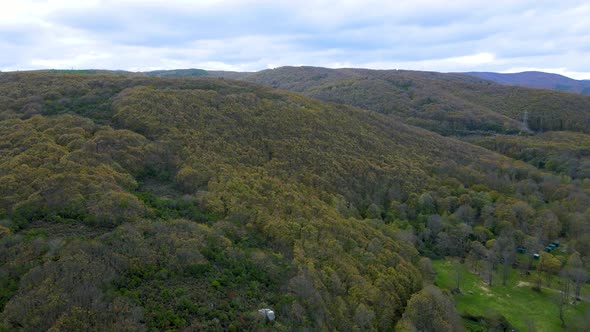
left=37, top=67, right=590, bottom=137
left=229, top=66, right=590, bottom=136
left=145, top=68, right=209, bottom=78
left=1, top=72, right=590, bottom=330
left=465, top=71, right=590, bottom=96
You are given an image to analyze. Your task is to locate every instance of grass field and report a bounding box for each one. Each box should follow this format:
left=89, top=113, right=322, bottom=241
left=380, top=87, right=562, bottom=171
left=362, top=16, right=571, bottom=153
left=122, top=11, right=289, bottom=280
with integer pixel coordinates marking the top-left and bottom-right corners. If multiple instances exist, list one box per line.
left=433, top=259, right=590, bottom=331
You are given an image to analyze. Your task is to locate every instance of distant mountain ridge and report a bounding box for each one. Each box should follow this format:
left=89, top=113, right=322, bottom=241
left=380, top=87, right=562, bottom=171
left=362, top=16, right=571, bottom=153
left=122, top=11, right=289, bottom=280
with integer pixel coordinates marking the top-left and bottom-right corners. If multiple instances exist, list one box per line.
left=464, top=71, right=590, bottom=95
left=225, top=66, right=590, bottom=136
left=136, top=66, right=590, bottom=136
left=5, top=67, right=590, bottom=136
left=145, top=68, right=209, bottom=77
left=17, top=68, right=590, bottom=96
left=141, top=68, right=590, bottom=96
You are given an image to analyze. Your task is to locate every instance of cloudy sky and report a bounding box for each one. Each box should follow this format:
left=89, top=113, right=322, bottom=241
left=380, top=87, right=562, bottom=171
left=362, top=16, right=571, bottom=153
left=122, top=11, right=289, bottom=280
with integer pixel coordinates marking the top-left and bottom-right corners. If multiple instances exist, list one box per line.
left=1, top=0, right=590, bottom=78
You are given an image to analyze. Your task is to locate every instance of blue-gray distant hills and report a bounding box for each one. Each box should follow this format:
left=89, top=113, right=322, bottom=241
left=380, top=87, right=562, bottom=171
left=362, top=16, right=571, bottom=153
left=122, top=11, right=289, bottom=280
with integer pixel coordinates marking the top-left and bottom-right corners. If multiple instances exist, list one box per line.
left=465, top=71, right=590, bottom=95
left=143, top=68, right=590, bottom=95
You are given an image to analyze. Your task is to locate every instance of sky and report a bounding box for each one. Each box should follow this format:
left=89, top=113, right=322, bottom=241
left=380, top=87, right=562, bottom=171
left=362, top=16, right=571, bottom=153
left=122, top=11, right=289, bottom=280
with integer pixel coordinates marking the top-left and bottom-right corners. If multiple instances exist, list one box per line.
left=1, top=0, right=590, bottom=79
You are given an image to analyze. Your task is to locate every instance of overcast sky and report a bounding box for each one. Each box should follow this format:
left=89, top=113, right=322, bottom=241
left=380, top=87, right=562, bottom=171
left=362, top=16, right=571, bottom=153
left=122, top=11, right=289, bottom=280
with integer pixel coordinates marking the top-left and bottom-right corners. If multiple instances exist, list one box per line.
left=1, top=0, right=589, bottom=78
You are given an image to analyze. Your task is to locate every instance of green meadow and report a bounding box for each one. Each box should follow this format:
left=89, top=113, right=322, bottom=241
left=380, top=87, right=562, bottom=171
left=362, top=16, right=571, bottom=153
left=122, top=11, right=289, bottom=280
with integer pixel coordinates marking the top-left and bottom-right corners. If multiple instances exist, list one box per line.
left=433, top=259, right=590, bottom=331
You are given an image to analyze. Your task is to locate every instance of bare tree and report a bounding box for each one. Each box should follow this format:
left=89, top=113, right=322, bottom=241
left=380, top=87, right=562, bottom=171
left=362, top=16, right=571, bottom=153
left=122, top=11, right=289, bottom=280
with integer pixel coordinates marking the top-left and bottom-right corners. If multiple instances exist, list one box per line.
left=565, top=252, right=588, bottom=303
left=496, top=235, right=515, bottom=286
left=484, top=245, right=498, bottom=286
left=556, top=270, right=571, bottom=328
left=453, top=260, right=463, bottom=292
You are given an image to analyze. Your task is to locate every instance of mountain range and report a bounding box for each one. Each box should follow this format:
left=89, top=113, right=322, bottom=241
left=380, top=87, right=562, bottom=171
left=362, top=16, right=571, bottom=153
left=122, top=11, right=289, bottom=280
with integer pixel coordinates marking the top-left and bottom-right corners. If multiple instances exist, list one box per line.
left=145, top=67, right=590, bottom=96
left=464, top=71, right=590, bottom=95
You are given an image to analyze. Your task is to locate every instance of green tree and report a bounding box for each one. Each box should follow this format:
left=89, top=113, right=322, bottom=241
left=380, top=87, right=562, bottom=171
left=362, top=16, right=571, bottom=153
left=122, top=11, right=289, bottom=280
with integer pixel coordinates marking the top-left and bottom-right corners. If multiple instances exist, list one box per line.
left=395, top=286, right=462, bottom=332
left=537, top=252, right=561, bottom=288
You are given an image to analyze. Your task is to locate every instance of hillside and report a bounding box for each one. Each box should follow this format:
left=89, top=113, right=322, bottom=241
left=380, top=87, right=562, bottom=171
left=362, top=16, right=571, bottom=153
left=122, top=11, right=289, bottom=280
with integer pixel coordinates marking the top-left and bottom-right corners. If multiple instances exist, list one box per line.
left=82, top=66, right=590, bottom=137
left=468, top=131, right=590, bottom=180
left=465, top=71, right=590, bottom=96
left=145, top=69, right=209, bottom=78
left=234, top=66, right=590, bottom=136
left=1, top=72, right=589, bottom=330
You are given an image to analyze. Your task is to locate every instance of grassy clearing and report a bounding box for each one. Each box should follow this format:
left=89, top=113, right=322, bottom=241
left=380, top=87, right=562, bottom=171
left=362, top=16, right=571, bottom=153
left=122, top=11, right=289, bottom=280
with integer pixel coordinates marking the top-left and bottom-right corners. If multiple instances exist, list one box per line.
left=433, top=259, right=590, bottom=331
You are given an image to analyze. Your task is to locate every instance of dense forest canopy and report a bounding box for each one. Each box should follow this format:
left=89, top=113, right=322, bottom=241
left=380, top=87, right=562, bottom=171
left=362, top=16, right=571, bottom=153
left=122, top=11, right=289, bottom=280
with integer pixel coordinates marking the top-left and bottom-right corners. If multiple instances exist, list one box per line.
left=1, top=70, right=589, bottom=331
left=231, top=66, right=590, bottom=136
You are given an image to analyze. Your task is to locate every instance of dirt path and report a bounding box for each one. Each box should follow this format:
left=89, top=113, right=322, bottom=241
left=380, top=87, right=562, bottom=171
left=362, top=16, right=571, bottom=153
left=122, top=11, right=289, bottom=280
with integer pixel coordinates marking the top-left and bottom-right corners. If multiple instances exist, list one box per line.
left=516, top=280, right=589, bottom=302
left=517, top=281, right=531, bottom=287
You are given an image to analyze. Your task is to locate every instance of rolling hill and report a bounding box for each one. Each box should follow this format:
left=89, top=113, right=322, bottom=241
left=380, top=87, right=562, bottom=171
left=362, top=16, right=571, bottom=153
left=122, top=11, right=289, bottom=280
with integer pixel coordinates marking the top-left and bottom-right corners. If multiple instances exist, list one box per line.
left=465, top=71, right=590, bottom=95
left=132, top=67, right=590, bottom=136
left=1, top=71, right=589, bottom=331
left=468, top=131, right=590, bottom=180
left=145, top=68, right=209, bottom=78
left=231, top=66, right=590, bottom=136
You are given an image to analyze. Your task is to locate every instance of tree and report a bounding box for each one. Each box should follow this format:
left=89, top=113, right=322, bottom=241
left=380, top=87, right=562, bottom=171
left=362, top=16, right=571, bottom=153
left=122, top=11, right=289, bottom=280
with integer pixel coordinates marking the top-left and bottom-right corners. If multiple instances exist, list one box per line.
left=496, top=236, right=515, bottom=286
left=453, top=260, right=463, bottom=292
left=565, top=252, right=588, bottom=302
left=426, top=214, right=443, bottom=239
left=483, top=243, right=498, bottom=286
left=473, top=226, right=493, bottom=243
left=0, top=225, right=11, bottom=238
left=419, top=257, right=435, bottom=285
left=466, top=241, right=487, bottom=276
left=436, top=223, right=472, bottom=257
left=418, top=192, right=436, bottom=215
left=523, top=236, right=542, bottom=274
left=354, top=303, right=375, bottom=330
left=537, top=252, right=561, bottom=288
left=556, top=269, right=571, bottom=327
left=175, top=165, right=211, bottom=193
left=534, top=210, right=561, bottom=244
left=366, top=203, right=383, bottom=220
left=395, top=286, right=462, bottom=332
left=453, top=204, right=476, bottom=225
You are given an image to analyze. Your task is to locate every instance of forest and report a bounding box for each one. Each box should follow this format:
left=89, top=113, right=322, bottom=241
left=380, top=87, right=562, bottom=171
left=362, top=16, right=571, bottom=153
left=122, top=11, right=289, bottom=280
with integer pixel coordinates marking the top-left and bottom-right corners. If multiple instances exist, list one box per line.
left=0, top=69, right=589, bottom=331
